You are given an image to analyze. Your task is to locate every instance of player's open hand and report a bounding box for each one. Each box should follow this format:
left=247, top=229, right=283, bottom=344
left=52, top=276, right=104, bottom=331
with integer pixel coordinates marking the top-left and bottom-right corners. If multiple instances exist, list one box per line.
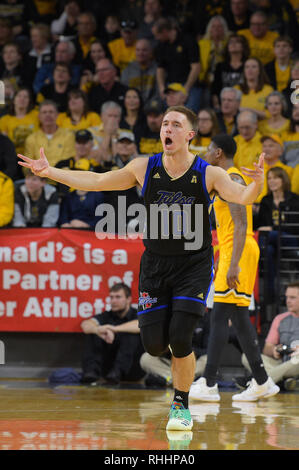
left=18, top=147, right=50, bottom=178
left=241, top=152, right=265, bottom=185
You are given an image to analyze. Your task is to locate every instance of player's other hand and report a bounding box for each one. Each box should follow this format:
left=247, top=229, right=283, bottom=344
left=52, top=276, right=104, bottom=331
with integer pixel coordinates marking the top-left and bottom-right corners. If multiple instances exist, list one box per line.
left=226, top=265, right=240, bottom=290
left=18, top=147, right=50, bottom=178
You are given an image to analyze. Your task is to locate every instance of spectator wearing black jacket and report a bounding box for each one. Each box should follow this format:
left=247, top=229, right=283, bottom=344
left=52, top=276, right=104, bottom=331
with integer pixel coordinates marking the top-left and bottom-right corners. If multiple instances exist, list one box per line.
left=0, top=132, right=18, bottom=180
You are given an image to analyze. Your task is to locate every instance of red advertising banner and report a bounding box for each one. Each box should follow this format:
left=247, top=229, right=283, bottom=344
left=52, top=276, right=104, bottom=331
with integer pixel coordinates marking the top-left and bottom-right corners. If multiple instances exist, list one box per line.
left=0, top=228, right=258, bottom=332
left=0, top=228, right=144, bottom=332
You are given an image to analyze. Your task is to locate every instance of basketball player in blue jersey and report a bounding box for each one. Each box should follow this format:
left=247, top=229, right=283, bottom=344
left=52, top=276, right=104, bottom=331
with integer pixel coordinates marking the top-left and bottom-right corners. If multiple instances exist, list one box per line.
left=18, top=106, right=265, bottom=432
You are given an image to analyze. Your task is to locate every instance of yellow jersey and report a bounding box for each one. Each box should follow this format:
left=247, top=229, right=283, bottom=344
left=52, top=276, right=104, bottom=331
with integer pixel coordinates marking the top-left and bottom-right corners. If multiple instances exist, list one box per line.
left=0, top=109, right=40, bottom=154
left=258, top=118, right=290, bottom=137
left=234, top=131, right=263, bottom=174
left=214, top=166, right=254, bottom=246
left=291, top=164, right=299, bottom=195
left=56, top=112, right=101, bottom=132
left=238, top=29, right=278, bottom=64
left=108, top=38, right=136, bottom=73
left=24, top=128, right=75, bottom=167
left=235, top=84, right=273, bottom=114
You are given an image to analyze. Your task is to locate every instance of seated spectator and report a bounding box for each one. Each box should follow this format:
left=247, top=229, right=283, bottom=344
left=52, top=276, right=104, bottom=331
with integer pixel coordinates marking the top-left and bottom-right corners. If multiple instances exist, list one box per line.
left=0, top=18, right=13, bottom=53
left=0, top=131, right=18, bottom=180
left=0, top=87, right=39, bottom=156
left=153, top=17, right=201, bottom=112
left=120, top=38, right=159, bottom=107
left=164, top=83, right=187, bottom=107
left=137, top=0, right=163, bottom=44
left=141, top=312, right=210, bottom=388
left=108, top=19, right=137, bottom=73
left=238, top=10, right=279, bottom=64
left=136, top=99, right=164, bottom=156
left=119, top=87, right=146, bottom=139
left=72, top=12, right=97, bottom=63
left=198, top=15, right=231, bottom=105
left=0, top=42, right=31, bottom=89
left=255, top=168, right=299, bottom=302
left=88, top=58, right=128, bottom=114
left=190, top=109, right=220, bottom=157
left=80, top=283, right=144, bottom=385
left=242, top=281, right=299, bottom=391
left=211, top=33, right=249, bottom=109
left=258, top=91, right=290, bottom=137
left=265, top=36, right=293, bottom=93
left=100, top=15, right=120, bottom=46
left=0, top=170, right=14, bottom=227
left=282, top=103, right=299, bottom=168
left=88, top=101, right=124, bottom=166
left=256, top=134, right=294, bottom=202
left=33, top=40, right=81, bottom=94
left=282, top=59, right=299, bottom=117
left=216, top=87, right=241, bottom=136
left=235, top=57, right=273, bottom=119
left=80, top=39, right=111, bottom=92
left=55, top=129, right=97, bottom=194
left=292, top=164, right=299, bottom=195
left=56, top=89, right=101, bottom=132
left=0, top=1, right=39, bottom=42
left=50, top=0, right=81, bottom=39
left=24, top=100, right=75, bottom=167
left=25, top=23, right=53, bottom=85
left=223, top=0, right=252, bottom=32
left=13, top=169, right=59, bottom=227
left=233, top=110, right=263, bottom=173
left=58, top=186, right=104, bottom=229
left=37, top=62, right=74, bottom=113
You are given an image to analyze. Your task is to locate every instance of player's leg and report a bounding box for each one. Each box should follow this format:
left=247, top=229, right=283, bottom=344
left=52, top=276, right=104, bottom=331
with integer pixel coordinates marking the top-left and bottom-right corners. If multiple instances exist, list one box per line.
left=189, top=302, right=230, bottom=402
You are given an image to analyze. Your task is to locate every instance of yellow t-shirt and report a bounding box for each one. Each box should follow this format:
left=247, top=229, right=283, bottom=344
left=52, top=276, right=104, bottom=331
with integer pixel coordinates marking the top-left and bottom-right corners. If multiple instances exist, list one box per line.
left=24, top=128, right=75, bottom=167
left=0, top=109, right=40, bottom=154
left=238, top=29, right=278, bottom=64
left=0, top=171, right=14, bottom=227
left=233, top=132, right=263, bottom=173
left=275, top=61, right=291, bottom=92
left=56, top=112, right=102, bottom=132
left=291, top=164, right=299, bottom=195
left=189, top=136, right=211, bottom=157
left=258, top=118, right=290, bottom=137
left=235, top=84, right=273, bottom=113
left=34, top=0, right=57, bottom=15
left=108, top=38, right=136, bottom=72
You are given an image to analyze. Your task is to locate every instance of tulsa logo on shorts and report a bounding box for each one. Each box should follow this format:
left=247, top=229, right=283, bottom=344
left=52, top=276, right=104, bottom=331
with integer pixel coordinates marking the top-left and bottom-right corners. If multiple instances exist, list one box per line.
left=139, top=292, right=158, bottom=310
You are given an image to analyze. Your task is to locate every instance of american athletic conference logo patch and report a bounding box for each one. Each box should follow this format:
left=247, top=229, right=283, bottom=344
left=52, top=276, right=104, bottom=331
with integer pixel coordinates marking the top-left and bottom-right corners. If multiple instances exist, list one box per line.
left=139, top=292, right=158, bottom=310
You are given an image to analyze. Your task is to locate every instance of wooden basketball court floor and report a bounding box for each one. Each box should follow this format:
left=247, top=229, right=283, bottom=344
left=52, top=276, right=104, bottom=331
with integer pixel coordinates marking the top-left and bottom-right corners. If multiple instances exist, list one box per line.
left=0, top=380, right=299, bottom=451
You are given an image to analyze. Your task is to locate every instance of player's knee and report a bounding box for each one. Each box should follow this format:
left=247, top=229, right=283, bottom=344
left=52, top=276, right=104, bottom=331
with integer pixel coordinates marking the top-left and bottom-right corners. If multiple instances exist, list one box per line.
left=169, top=333, right=192, bottom=358
left=140, top=332, right=167, bottom=357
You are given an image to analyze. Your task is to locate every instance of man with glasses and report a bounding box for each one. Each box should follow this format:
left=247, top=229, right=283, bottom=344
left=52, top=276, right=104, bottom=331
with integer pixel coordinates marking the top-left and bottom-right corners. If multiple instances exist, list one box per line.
left=88, top=58, right=128, bottom=114
left=238, top=11, right=278, bottom=64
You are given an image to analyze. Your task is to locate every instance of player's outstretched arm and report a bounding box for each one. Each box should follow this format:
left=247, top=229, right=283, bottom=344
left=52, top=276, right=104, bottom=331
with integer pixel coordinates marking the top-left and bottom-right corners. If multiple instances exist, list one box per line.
left=207, top=153, right=265, bottom=205
left=18, top=148, right=147, bottom=191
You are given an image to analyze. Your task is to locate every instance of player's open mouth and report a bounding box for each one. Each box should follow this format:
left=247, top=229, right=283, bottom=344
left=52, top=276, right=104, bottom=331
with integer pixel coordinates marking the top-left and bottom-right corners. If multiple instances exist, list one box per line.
left=165, top=137, right=172, bottom=146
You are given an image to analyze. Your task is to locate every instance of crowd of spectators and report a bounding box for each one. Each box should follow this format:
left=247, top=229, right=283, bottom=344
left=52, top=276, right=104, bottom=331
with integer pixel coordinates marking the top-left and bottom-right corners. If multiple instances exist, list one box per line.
left=0, top=0, right=299, bottom=297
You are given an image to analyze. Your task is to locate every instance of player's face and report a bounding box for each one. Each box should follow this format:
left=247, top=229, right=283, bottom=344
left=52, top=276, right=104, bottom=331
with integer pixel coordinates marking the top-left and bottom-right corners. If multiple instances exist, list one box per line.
left=204, top=142, right=219, bottom=165
left=160, top=111, right=194, bottom=155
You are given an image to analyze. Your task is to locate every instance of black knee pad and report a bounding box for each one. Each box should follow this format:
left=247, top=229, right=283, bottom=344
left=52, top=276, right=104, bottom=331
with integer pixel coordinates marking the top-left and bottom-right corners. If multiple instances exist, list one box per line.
left=140, top=323, right=169, bottom=357
left=169, top=311, right=199, bottom=358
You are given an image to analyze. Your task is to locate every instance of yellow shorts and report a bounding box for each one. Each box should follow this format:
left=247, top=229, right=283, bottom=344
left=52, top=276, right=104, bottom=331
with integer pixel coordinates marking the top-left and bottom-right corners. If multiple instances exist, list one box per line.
left=214, top=237, right=260, bottom=307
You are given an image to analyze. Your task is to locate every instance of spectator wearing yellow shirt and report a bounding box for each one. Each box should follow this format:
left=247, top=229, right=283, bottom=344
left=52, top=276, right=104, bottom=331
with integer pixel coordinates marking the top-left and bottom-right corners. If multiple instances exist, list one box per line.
left=258, top=91, right=290, bottom=137
left=234, top=110, right=263, bottom=172
left=235, top=57, right=273, bottom=119
left=24, top=100, right=75, bottom=167
left=265, top=36, right=293, bottom=93
left=73, top=12, right=97, bottom=63
left=238, top=11, right=278, bottom=64
left=189, top=108, right=220, bottom=157
left=282, top=103, right=299, bottom=168
left=256, top=134, right=294, bottom=202
left=292, top=164, right=299, bottom=195
left=108, top=20, right=138, bottom=73
left=0, top=87, right=39, bottom=155
left=56, top=89, right=101, bottom=132
left=0, top=171, right=14, bottom=227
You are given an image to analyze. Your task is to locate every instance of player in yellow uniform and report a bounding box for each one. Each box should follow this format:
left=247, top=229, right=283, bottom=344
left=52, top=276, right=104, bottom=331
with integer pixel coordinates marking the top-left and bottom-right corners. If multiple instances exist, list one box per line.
left=190, top=134, right=279, bottom=402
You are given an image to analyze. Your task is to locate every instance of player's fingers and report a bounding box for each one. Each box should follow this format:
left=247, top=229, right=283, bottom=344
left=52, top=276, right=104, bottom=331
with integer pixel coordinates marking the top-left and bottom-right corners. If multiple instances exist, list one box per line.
left=18, top=161, right=31, bottom=168
left=40, top=147, right=46, bottom=160
left=17, top=153, right=32, bottom=163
